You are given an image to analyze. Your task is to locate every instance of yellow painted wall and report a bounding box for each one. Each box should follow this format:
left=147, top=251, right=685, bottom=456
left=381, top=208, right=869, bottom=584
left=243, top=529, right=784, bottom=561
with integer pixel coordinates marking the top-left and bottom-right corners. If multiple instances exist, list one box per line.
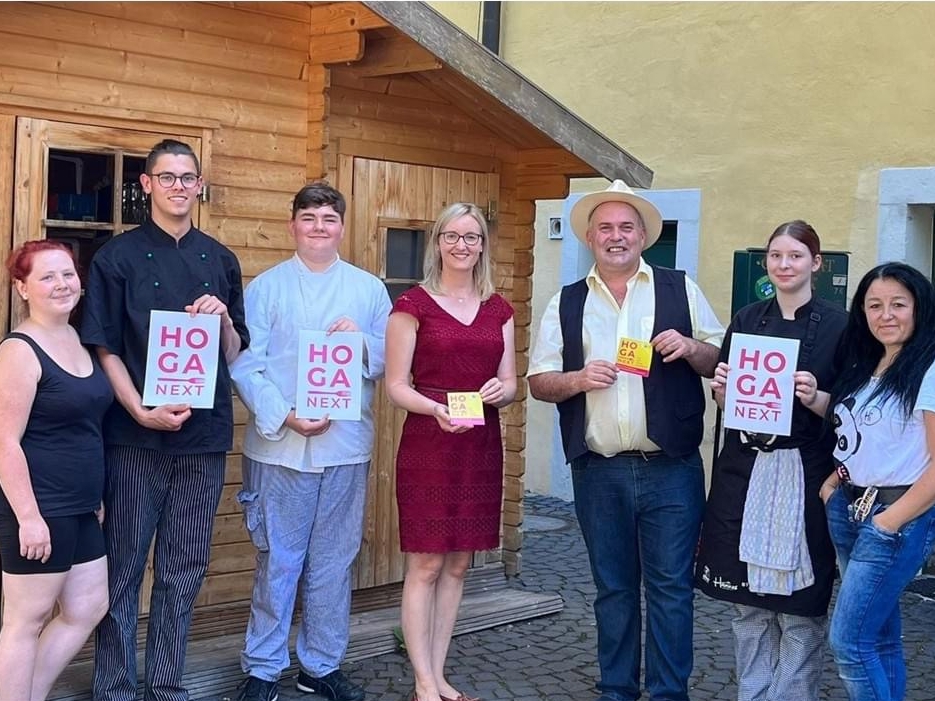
left=437, top=1, right=935, bottom=495
left=442, top=0, right=935, bottom=310
left=428, top=1, right=482, bottom=40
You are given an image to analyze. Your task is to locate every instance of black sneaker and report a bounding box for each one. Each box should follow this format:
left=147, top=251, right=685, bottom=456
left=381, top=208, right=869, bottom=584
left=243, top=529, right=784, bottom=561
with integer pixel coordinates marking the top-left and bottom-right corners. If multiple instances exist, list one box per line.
left=238, top=675, right=279, bottom=701
left=296, top=668, right=365, bottom=701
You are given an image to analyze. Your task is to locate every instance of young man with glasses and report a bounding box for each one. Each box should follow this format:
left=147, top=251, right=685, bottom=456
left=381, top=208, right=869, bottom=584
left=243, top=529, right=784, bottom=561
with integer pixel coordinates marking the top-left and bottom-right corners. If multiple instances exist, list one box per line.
left=81, top=139, right=249, bottom=701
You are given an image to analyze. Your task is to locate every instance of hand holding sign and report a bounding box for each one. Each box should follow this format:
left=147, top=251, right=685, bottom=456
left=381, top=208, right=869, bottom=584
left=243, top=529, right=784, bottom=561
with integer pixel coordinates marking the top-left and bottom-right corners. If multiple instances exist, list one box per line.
left=142, top=311, right=221, bottom=409
left=185, top=293, right=230, bottom=320
left=326, top=316, right=360, bottom=334
left=793, top=371, right=821, bottom=409
left=138, top=404, right=192, bottom=432
left=577, top=360, right=618, bottom=392
left=479, top=377, right=507, bottom=406
left=710, top=361, right=729, bottom=406
left=651, top=329, right=694, bottom=363
left=284, top=411, right=331, bottom=437
left=431, top=402, right=473, bottom=434
left=723, top=333, right=800, bottom=436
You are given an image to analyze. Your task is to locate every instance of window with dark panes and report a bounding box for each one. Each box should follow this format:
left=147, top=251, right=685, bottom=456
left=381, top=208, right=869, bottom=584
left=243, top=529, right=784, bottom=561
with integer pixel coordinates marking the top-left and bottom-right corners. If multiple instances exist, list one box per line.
left=380, top=219, right=432, bottom=302
left=12, top=118, right=205, bottom=330
left=45, top=150, right=151, bottom=324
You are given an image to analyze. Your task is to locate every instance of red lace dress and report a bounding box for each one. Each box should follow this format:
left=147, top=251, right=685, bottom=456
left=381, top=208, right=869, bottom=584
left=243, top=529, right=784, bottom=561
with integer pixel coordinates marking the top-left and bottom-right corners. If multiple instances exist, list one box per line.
left=393, top=285, right=514, bottom=553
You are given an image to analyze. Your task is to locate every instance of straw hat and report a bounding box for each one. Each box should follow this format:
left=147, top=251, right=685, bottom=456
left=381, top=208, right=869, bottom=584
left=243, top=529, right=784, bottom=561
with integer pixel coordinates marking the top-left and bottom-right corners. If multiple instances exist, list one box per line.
left=569, top=179, right=663, bottom=248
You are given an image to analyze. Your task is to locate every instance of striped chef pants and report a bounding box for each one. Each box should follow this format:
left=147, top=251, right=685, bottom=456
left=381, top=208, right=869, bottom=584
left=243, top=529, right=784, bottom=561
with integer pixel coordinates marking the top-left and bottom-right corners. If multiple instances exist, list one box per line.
left=93, top=445, right=226, bottom=701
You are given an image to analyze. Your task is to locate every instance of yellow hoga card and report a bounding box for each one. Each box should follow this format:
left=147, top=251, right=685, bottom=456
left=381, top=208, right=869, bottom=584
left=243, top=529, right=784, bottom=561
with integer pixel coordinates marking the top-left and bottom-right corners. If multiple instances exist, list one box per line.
left=616, top=337, right=653, bottom=377
left=447, top=391, right=485, bottom=426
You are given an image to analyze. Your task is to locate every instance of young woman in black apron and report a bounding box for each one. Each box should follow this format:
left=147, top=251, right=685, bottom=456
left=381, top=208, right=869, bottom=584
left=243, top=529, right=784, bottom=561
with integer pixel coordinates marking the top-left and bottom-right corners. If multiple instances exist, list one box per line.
left=695, top=221, right=847, bottom=701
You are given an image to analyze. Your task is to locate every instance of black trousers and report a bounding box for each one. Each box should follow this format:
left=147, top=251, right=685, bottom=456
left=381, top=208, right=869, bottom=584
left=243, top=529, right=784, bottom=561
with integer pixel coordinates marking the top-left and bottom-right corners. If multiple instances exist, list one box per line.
left=93, top=446, right=225, bottom=701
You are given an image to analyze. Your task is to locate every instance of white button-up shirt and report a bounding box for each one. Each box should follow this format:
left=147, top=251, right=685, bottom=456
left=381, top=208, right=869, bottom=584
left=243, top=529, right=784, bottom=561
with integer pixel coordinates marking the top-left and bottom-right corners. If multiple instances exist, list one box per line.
left=529, top=259, right=725, bottom=456
left=231, top=255, right=391, bottom=471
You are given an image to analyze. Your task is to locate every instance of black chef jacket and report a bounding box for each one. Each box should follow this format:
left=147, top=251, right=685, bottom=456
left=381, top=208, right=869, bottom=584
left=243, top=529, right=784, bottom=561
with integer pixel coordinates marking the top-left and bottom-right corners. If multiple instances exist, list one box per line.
left=80, top=220, right=249, bottom=454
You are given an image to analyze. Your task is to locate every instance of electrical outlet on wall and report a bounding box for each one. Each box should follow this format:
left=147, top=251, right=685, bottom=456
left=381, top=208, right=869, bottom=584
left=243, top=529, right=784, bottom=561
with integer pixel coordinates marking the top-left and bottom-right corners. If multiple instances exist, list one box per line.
left=548, top=217, right=563, bottom=240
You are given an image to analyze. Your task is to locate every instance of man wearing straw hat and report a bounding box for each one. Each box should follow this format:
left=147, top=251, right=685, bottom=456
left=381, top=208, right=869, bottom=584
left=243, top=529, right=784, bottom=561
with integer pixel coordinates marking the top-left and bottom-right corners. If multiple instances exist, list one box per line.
left=528, top=180, right=724, bottom=701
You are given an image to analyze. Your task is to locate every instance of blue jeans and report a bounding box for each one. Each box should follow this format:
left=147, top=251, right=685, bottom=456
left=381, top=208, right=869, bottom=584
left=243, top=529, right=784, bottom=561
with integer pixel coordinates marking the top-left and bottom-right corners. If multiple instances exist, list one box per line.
left=826, top=487, right=935, bottom=701
left=572, top=451, right=705, bottom=701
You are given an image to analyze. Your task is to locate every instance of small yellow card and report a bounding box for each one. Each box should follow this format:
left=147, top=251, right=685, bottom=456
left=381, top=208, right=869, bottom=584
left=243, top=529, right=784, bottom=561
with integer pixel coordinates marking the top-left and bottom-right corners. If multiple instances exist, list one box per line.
left=447, top=391, right=485, bottom=426
left=616, top=337, right=653, bottom=377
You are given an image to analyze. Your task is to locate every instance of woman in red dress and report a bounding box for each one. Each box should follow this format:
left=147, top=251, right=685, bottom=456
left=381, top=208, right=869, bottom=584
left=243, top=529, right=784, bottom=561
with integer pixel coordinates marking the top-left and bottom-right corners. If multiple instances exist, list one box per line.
left=386, top=202, right=516, bottom=701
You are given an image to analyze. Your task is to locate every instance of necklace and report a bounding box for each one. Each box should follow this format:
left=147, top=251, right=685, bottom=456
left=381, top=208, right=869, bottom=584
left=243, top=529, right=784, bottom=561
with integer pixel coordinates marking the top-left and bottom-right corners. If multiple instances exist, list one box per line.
left=440, top=286, right=474, bottom=303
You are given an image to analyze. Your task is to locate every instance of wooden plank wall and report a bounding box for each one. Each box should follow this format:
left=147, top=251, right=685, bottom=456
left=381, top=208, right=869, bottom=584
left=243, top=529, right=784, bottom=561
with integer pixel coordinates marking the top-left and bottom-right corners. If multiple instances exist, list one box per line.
left=0, top=116, right=14, bottom=335
left=0, top=1, right=313, bottom=606
left=0, top=0, right=572, bottom=589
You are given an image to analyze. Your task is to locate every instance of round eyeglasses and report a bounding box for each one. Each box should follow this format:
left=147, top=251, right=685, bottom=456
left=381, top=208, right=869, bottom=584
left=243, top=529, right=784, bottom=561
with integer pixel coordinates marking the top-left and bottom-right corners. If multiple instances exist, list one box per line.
left=439, top=231, right=483, bottom=246
left=151, top=172, right=201, bottom=188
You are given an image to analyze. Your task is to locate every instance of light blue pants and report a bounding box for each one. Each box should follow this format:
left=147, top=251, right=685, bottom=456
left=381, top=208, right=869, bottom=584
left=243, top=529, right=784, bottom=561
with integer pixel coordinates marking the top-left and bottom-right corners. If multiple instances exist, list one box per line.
left=238, top=457, right=370, bottom=681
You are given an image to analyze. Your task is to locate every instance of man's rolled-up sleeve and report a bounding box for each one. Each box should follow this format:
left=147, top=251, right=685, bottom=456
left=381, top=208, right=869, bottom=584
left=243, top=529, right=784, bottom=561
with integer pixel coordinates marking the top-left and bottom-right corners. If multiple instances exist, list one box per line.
left=80, top=251, right=125, bottom=354
left=361, top=282, right=391, bottom=381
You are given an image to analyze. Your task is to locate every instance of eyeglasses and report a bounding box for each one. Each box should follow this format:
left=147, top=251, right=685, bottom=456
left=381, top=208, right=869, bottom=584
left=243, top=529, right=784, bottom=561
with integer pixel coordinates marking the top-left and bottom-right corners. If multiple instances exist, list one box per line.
left=439, top=231, right=483, bottom=246
left=151, top=172, right=201, bottom=188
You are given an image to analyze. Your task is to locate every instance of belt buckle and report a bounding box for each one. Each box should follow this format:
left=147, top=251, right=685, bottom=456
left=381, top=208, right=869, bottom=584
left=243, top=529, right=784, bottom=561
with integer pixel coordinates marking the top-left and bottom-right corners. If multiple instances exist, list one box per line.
left=740, top=431, right=778, bottom=452
left=851, top=486, right=878, bottom=522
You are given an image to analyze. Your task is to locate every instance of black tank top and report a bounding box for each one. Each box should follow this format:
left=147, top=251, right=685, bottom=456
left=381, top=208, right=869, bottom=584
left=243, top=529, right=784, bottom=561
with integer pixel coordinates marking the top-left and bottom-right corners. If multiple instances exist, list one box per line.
left=0, top=332, right=114, bottom=518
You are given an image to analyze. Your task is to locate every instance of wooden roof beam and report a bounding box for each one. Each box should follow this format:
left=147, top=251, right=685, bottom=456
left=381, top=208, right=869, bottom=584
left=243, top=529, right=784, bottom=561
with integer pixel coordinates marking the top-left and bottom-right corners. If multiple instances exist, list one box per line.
left=518, top=147, right=596, bottom=179
left=310, top=30, right=365, bottom=65
left=355, top=35, right=442, bottom=78
left=362, top=1, right=653, bottom=187
left=309, top=3, right=389, bottom=36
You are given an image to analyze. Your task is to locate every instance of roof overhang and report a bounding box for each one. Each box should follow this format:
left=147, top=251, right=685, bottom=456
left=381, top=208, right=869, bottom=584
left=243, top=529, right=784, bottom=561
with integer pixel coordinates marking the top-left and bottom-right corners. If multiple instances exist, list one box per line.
left=359, top=1, right=653, bottom=187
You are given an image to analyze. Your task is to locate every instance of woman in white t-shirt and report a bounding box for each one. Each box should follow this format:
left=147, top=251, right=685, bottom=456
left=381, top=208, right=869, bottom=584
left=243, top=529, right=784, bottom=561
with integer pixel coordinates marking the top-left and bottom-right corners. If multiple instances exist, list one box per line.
left=820, top=262, right=935, bottom=701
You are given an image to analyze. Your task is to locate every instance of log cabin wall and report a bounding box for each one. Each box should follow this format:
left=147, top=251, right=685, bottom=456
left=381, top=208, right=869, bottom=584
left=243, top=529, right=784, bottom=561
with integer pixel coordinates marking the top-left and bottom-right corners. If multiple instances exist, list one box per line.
left=0, top=1, right=313, bottom=607
left=0, top=0, right=593, bottom=605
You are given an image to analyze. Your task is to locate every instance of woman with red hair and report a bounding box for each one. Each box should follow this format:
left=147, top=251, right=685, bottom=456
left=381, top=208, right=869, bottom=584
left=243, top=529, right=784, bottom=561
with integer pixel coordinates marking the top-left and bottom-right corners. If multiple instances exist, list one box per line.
left=0, top=240, right=113, bottom=700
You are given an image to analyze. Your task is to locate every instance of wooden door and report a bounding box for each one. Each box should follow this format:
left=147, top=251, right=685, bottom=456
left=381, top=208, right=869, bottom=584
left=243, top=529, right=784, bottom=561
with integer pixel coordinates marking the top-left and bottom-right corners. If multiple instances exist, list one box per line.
left=11, top=118, right=204, bottom=614
left=339, top=156, right=500, bottom=589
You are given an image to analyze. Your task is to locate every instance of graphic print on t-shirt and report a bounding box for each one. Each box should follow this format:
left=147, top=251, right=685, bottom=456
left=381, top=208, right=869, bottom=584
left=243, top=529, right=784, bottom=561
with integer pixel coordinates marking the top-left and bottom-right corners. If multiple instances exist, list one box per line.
left=833, top=396, right=863, bottom=470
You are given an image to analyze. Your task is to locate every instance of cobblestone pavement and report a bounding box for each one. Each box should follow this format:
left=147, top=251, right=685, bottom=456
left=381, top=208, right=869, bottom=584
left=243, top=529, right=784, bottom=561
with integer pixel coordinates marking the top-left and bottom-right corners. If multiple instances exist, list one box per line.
left=270, top=495, right=935, bottom=701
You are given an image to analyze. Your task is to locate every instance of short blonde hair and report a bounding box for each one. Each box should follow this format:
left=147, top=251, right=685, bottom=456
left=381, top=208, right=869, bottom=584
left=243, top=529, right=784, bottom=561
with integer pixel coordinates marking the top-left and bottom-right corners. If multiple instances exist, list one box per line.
left=421, top=202, right=495, bottom=300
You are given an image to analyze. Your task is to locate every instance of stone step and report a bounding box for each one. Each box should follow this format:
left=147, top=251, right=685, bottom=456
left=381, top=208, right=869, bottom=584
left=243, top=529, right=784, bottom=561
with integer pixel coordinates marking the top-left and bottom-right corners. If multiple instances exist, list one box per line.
left=49, top=565, right=563, bottom=701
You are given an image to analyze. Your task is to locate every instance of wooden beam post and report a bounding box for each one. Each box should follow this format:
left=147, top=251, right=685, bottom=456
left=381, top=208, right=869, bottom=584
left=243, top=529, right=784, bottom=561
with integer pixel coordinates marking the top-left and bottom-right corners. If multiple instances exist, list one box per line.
left=309, top=3, right=389, bottom=35
left=310, top=31, right=365, bottom=65
left=354, top=36, right=442, bottom=77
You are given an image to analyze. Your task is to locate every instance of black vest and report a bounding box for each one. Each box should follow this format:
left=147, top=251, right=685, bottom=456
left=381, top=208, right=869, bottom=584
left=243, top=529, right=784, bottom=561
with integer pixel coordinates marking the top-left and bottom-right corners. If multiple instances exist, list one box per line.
left=557, top=266, right=706, bottom=462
